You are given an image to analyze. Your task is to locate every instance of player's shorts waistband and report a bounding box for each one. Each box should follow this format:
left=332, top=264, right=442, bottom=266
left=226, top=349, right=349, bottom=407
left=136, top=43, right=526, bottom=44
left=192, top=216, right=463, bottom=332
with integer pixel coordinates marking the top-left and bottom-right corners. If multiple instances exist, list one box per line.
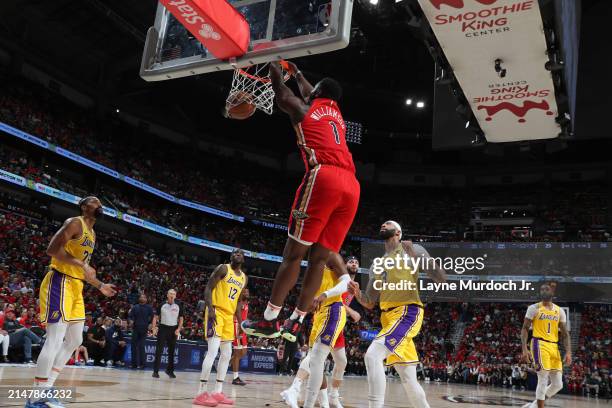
left=532, top=337, right=558, bottom=344
left=50, top=268, right=85, bottom=282
left=306, top=163, right=355, bottom=174
left=321, top=301, right=344, bottom=308
left=381, top=303, right=424, bottom=313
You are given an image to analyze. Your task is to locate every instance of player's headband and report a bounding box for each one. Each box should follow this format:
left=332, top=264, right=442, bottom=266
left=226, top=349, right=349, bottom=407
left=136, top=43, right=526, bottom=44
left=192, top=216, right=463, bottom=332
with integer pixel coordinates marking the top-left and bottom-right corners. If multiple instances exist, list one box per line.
left=385, top=220, right=403, bottom=239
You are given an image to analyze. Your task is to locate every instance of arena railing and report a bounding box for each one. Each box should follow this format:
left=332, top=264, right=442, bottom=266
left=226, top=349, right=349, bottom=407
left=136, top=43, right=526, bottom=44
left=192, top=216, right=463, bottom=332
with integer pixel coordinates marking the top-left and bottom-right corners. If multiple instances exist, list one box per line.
left=0, top=167, right=307, bottom=266
left=0, top=121, right=386, bottom=243
left=6, top=166, right=611, bottom=290
left=0, top=121, right=244, bottom=222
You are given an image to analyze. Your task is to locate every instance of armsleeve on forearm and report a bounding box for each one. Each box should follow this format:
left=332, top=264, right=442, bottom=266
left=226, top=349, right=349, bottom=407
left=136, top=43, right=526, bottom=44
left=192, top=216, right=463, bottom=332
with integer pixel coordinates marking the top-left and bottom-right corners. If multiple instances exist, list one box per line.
left=324, top=274, right=351, bottom=298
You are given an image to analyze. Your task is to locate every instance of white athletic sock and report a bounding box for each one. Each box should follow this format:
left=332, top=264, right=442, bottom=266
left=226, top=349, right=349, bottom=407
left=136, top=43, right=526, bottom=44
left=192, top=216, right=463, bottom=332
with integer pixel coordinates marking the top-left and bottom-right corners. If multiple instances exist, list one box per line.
left=365, top=340, right=390, bottom=408
left=198, top=380, right=208, bottom=394
left=289, top=308, right=307, bottom=323
left=33, top=378, right=51, bottom=389
left=264, top=302, right=281, bottom=321
left=233, top=371, right=239, bottom=380
left=318, top=389, right=330, bottom=408
left=214, top=381, right=223, bottom=394
left=48, top=368, right=61, bottom=387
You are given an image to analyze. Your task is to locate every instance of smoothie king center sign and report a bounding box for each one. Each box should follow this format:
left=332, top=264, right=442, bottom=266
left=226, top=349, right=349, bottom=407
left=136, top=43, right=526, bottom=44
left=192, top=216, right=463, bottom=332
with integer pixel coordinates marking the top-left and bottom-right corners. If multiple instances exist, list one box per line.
left=418, top=0, right=560, bottom=142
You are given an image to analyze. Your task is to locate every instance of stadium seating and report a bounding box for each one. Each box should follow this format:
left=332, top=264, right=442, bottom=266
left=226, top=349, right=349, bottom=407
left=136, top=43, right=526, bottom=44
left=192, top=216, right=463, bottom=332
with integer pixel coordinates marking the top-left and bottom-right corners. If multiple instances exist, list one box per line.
left=1, top=73, right=611, bottom=394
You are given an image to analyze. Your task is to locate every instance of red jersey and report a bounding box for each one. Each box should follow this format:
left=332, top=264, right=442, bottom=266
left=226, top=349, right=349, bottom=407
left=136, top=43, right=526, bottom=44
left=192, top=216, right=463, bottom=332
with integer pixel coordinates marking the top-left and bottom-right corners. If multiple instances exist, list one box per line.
left=233, top=302, right=248, bottom=322
left=295, top=98, right=355, bottom=173
left=342, top=291, right=354, bottom=307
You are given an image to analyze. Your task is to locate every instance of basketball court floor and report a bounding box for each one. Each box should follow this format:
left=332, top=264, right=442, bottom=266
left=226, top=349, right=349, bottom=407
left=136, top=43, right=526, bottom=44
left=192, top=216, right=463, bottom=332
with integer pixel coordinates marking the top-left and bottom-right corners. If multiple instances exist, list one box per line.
left=0, top=365, right=604, bottom=408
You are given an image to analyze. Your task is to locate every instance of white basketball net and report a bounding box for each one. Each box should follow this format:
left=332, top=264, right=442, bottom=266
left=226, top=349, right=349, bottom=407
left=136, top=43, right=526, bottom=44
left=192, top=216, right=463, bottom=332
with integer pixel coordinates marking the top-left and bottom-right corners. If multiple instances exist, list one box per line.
left=226, top=63, right=289, bottom=116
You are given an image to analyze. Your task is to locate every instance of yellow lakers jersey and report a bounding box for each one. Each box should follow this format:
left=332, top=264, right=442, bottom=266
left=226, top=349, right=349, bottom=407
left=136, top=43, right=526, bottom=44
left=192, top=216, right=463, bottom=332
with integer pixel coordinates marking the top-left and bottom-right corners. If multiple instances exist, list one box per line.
left=315, top=266, right=344, bottom=307
left=49, top=217, right=95, bottom=280
left=377, top=243, right=422, bottom=310
left=532, top=302, right=561, bottom=343
left=212, top=264, right=246, bottom=314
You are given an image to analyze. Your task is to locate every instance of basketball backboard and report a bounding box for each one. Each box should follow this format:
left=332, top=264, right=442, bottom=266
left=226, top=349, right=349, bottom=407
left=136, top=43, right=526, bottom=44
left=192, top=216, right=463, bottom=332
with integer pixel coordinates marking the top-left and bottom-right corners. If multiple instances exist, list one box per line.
left=140, top=0, right=354, bottom=81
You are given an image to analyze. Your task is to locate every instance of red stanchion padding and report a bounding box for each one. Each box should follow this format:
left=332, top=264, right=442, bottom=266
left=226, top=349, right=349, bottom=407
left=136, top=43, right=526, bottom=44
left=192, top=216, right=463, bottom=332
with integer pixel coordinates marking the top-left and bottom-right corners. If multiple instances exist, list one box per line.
left=159, top=0, right=250, bottom=60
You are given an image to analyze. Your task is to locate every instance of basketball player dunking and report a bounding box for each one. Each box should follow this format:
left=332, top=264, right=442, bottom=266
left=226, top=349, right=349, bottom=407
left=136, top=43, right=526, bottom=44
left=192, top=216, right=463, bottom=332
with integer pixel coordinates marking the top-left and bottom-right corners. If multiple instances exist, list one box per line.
left=520, top=282, right=571, bottom=408
left=230, top=288, right=249, bottom=386
left=281, top=256, right=361, bottom=408
left=242, top=61, right=360, bottom=342
left=194, top=249, right=247, bottom=407
left=28, top=196, right=116, bottom=408
left=349, top=221, right=446, bottom=408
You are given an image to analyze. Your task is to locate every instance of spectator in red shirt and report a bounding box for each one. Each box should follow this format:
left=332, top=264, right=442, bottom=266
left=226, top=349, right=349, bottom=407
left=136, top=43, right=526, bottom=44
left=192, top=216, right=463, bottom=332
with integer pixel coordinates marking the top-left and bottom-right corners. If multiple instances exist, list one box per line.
left=18, top=309, right=30, bottom=328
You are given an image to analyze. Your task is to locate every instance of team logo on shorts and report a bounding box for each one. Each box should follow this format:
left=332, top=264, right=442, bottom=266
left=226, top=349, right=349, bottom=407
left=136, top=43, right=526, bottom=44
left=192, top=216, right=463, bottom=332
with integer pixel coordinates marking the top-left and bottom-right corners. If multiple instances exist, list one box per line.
left=323, top=334, right=331, bottom=342
left=388, top=338, right=397, bottom=347
left=51, top=311, right=60, bottom=320
left=292, top=209, right=309, bottom=220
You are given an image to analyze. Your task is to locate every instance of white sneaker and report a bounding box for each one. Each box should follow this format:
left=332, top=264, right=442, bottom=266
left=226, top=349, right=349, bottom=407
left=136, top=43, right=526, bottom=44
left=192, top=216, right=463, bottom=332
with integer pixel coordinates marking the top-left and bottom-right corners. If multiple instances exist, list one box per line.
left=106, top=360, right=113, bottom=367
left=521, top=401, right=536, bottom=408
left=281, top=387, right=299, bottom=408
left=329, top=393, right=343, bottom=408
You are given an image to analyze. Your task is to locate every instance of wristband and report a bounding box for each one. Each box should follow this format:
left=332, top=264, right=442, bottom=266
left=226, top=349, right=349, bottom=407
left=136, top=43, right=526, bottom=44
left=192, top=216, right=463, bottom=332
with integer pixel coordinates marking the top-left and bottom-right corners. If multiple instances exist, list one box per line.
left=97, top=282, right=104, bottom=290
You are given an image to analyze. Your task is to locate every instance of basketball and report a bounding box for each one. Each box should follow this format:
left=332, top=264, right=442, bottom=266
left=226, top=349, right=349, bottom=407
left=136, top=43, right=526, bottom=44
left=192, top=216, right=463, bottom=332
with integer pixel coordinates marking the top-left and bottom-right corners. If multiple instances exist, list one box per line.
left=226, top=91, right=256, bottom=120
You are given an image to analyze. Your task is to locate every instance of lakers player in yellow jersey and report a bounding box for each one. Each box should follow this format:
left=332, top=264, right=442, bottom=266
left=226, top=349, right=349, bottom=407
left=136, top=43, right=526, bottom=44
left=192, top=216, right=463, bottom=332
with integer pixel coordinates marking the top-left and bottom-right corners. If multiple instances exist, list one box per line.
left=295, top=252, right=351, bottom=408
left=350, top=221, right=446, bottom=408
left=520, top=282, right=571, bottom=408
left=281, top=254, right=359, bottom=408
left=194, top=249, right=247, bottom=407
left=30, top=196, right=116, bottom=408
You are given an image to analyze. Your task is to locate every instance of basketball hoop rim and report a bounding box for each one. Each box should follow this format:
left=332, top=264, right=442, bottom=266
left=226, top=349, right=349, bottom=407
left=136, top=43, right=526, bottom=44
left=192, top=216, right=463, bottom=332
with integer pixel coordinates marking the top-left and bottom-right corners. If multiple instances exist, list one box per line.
left=236, top=63, right=291, bottom=83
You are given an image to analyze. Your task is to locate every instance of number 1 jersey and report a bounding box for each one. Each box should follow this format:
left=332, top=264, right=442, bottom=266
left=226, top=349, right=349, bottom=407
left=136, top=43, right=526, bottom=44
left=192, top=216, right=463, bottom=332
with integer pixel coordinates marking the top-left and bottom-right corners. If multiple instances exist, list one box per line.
left=294, top=98, right=356, bottom=173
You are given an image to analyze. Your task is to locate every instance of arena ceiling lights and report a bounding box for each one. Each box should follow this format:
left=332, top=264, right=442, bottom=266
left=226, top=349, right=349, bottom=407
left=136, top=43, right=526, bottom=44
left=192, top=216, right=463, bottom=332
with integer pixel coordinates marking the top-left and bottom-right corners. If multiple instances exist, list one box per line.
left=418, top=0, right=561, bottom=143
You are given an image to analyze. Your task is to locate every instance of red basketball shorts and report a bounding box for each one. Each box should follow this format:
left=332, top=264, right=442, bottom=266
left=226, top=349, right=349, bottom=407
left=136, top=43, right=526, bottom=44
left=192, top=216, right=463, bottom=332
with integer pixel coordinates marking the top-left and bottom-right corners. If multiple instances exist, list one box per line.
left=333, top=331, right=346, bottom=349
left=288, top=165, right=360, bottom=252
left=233, top=320, right=247, bottom=348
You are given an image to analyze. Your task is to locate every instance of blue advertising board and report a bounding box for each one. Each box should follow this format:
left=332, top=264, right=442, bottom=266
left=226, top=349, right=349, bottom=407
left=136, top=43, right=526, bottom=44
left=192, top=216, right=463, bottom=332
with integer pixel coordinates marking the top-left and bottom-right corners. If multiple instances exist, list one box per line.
left=123, top=337, right=277, bottom=373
